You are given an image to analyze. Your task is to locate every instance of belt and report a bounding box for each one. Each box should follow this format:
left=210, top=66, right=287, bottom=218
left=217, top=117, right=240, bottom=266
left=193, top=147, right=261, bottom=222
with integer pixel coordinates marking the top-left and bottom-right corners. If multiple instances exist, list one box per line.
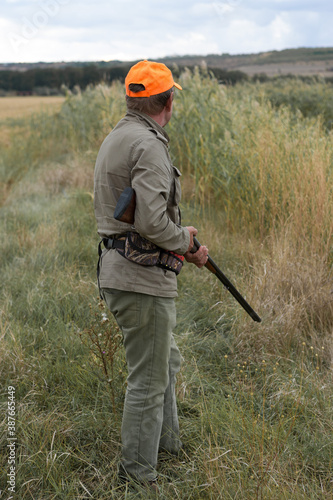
left=102, top=236, right=125, bottom=251
left=97, top=236, right=126, bottom=299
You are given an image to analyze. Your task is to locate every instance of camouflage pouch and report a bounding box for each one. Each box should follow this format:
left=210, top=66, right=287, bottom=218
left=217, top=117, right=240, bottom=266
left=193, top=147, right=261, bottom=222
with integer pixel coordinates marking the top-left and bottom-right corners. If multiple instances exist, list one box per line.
left=158, top=250, right=184, bottom=275
left=117, top=232, right=184, bottom=274
left=123, top=232, right=161, bottom=266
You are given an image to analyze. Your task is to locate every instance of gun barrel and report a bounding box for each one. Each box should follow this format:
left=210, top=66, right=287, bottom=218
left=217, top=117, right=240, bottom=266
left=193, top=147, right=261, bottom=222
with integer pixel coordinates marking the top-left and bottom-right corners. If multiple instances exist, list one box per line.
left=193, top=237, right=261, bottom=323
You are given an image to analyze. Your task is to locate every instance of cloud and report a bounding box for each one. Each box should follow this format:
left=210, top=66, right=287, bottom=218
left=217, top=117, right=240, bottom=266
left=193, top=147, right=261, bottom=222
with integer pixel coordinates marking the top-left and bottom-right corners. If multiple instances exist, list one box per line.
left=0, top=0, right=332, bottom=63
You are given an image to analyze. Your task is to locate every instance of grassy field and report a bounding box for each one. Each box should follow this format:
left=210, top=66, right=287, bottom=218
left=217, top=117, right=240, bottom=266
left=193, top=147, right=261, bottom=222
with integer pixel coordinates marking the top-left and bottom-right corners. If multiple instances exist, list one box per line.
left=1, top=78, right=333, bottom=499
left=0, top=95, right=65, bottom=161
left=0, top=96, right=65, bottom=120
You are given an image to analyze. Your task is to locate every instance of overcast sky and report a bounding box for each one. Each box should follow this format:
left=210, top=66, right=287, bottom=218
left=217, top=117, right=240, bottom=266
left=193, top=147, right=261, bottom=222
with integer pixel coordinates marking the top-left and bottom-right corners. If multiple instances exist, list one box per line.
left=0, top=0, right=332, bottom=63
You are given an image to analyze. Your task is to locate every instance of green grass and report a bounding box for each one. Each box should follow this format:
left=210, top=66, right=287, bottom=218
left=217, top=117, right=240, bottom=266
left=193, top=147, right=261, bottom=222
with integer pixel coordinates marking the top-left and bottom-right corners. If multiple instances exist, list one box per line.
left=1, top=74, right=332, bottom=498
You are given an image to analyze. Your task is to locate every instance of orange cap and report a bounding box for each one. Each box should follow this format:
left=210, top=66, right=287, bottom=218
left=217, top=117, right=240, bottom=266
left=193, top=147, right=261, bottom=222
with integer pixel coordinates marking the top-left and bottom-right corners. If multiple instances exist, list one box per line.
left=125, top=60, right=182, bottom=97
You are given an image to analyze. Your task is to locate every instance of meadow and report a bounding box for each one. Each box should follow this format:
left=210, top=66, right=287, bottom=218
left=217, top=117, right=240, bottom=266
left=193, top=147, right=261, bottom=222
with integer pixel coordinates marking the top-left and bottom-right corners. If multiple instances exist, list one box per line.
left=0, top=74, right=332, bottom=499
left=0, top=96, right=65, bottom=120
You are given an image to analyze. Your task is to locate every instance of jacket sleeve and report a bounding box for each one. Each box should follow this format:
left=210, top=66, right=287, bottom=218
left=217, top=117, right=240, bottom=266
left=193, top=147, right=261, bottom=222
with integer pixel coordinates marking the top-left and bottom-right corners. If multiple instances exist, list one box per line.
left=131, top=136, right=190, bottom=254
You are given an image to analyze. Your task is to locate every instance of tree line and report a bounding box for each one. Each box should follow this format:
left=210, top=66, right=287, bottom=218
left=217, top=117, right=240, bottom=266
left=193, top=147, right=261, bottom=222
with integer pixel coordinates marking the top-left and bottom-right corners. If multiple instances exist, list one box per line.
left=2, top=62, right=331, bottom=95
left=0, top=64, right=250, bottom=94
left=0, top=64, right=131, bottom=94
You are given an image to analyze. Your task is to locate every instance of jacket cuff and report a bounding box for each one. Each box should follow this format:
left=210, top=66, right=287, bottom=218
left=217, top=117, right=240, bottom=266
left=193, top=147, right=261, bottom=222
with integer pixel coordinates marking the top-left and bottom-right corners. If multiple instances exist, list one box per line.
left=178, top=227, right=191, bottom=255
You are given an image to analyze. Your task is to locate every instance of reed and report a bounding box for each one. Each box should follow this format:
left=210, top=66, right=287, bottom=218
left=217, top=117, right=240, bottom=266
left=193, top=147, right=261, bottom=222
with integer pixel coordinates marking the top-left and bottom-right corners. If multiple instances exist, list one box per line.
left=169, top=72, right=333, bottom=259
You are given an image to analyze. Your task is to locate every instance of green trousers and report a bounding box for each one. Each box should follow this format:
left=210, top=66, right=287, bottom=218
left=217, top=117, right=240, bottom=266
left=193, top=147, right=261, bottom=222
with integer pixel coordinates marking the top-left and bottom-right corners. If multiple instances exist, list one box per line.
left=101, top=288, right=182, bottom=481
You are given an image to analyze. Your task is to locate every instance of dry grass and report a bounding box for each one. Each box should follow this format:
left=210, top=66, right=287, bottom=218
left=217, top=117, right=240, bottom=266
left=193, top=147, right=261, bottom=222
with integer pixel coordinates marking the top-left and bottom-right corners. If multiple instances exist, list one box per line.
left=4, top=157, right=94, bottom=205
left=0, top=96, right=65, bottom=120
left=0, top=96, right=65, bottom=154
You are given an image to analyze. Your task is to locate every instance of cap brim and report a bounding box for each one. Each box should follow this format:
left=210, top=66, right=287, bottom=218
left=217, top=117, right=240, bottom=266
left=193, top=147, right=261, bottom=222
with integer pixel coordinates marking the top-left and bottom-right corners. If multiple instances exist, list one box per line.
left=174, top=82, right=182, bottom=90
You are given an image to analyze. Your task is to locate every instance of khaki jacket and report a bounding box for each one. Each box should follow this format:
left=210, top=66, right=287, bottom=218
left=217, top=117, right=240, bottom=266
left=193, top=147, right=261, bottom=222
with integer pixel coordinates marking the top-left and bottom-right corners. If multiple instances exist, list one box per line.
left=94, top=110, right=190, bottom=297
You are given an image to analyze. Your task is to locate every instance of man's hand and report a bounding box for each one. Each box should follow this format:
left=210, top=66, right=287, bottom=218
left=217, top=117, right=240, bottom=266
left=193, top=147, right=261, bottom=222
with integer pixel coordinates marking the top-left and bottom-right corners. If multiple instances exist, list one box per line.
left=184, top=245, right=209, bottom=268
left=184, top=227, right=208, bottom=268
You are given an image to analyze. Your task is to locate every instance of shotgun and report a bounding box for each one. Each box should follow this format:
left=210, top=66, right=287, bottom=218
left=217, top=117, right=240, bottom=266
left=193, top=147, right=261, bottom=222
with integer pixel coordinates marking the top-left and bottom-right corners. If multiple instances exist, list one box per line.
left=113, top=187, right=262, bottom=323
left=191, top=237, right=261, bottom=322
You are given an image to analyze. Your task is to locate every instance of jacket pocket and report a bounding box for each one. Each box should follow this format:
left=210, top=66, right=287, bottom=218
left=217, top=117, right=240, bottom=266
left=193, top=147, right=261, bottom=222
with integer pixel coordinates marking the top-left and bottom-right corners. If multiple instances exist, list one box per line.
left=169, top=166, right=182, bottom=207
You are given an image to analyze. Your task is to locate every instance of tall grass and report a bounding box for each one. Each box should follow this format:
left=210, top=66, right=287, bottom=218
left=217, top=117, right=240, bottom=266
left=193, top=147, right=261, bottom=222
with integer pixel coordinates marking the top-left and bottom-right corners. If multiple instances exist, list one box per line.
left=169, top=70, right=333, bottom=256
left=264, top=77, right=333, bottom=131
left=1, top=73, right=332, bottom=498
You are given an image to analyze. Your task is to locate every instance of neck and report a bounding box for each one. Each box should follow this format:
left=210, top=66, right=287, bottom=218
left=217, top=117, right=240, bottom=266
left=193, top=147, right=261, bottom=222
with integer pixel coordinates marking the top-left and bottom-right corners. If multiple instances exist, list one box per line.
left=148, top=111, right=167, bottom=128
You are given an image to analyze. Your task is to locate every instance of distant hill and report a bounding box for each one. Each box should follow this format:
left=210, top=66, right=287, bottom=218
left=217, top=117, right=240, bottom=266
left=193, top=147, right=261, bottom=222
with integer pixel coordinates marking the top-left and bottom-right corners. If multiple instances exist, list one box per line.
left=1, top=48, right=333, bottom=95
left=1, top=47, right=333, bottom=77
left=158, top=47, right=333, bottom=77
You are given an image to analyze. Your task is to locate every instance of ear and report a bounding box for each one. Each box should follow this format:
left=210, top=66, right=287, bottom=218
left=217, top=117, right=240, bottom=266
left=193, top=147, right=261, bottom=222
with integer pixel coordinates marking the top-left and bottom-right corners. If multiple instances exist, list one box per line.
left=165, top=92, right=174, bottom=112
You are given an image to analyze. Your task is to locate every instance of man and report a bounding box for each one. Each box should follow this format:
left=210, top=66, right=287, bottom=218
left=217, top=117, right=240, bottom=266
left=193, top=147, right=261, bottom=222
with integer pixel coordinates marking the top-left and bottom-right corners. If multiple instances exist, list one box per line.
left=94, top=60, right=208, bottom=489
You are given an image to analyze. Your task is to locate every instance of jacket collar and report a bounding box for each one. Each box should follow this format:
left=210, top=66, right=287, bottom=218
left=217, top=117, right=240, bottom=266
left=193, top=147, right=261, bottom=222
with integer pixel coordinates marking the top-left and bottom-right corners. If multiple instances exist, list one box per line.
left=126, top=110, right=170, bottom=145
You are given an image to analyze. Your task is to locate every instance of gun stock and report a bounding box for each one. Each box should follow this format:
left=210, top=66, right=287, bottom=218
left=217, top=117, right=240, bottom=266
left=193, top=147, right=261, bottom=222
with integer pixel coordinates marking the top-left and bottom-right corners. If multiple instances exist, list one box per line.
left=113, top=187, right=136, bottom=224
